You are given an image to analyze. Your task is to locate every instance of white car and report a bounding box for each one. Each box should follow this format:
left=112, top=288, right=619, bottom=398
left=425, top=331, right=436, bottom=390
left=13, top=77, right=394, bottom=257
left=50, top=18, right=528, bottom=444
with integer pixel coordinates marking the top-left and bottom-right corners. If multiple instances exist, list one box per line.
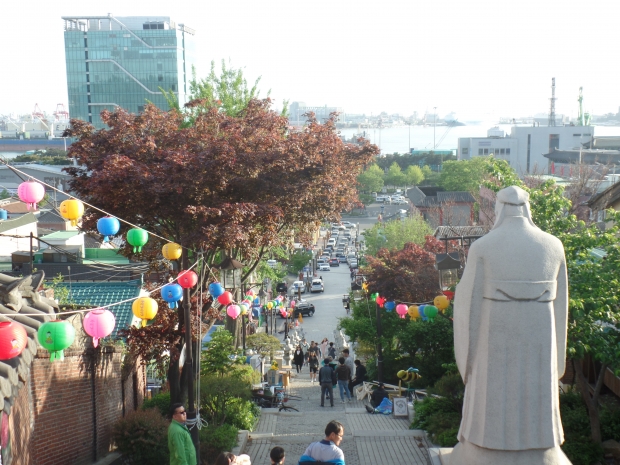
left=393, top=199, right=408, bottom=205
left=310, top=279, right=324, bottom=293
left=291, top=280, right=306, bottom=294
left=319, top=264, right=330, bottom=271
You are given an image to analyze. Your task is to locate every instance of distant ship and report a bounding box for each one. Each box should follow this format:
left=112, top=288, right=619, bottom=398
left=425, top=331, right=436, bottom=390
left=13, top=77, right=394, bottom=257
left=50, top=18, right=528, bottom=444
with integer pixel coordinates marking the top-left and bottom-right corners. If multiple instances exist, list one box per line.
left=444, top=112, right=466, bottom=126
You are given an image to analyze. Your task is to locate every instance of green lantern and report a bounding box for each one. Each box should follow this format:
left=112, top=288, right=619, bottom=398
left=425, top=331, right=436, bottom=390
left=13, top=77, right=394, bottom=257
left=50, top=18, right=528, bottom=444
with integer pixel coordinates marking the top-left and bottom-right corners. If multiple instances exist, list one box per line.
left=370, top=293, right=379, bottom=302
left=37, top=321, right=76, bottom=362
left=127, top=228, right=149, bottom=253
left=424, top=305, right=438, bottom=322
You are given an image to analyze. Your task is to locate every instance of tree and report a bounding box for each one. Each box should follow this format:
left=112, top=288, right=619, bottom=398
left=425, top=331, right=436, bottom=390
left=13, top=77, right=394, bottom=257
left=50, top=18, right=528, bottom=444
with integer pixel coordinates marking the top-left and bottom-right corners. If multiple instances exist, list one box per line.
left=288, top=250, right=313, bottom=274
left=362, top=215, right=433, bottom=256
left=357, top=164, right=384, bottom=193
left=201, top=329, right=244, bottom=377
left=421, top=165, right=440, bottom=186
left=65, top=99, right=378, bottom=404
left=404, top=165, right=424, bottom=187
left=246, top=333, right=281, bottom=358
left=439, top=157, right=488, bottom=192
left=482, top=157, right=620, bottom=444
left=384, top=162, right=406, bottom=188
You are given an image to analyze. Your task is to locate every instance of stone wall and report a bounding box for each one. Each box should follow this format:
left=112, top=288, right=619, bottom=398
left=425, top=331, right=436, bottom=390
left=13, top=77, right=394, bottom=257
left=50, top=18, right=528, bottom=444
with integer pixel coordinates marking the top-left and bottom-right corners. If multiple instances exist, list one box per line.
left=10, top=346, right=145, bottom=465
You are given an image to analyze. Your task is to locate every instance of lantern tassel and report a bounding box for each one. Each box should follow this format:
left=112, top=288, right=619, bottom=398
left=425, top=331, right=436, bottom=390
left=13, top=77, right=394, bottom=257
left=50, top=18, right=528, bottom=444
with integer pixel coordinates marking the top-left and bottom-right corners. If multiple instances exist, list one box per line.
left=92, top=337, right=99, bottom=348
left=50, top=350, right=65, bottom=362
left=141, top=319, right=147, bottom=327
left=168, top=302, right=176, bottom=309
left=103, top=236, right=109, bottom=243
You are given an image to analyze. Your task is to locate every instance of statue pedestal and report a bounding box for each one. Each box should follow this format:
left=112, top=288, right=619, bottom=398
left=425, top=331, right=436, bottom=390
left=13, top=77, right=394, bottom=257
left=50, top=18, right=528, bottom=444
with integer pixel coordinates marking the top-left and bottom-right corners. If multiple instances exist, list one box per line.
left=434, top=442, right=572, bottom=465
left=429, top=448, right=453, bottom=465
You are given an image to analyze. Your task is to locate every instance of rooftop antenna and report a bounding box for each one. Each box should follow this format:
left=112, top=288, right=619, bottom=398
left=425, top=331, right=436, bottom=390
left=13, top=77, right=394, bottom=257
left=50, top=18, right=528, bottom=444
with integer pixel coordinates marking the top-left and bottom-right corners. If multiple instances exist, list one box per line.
left=548, top=77, right=557, bottom=127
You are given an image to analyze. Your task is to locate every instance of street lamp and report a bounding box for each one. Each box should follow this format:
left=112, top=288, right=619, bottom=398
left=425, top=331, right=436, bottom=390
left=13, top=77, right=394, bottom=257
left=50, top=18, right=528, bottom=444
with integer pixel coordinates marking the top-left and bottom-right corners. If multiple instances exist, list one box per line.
left=218, top=256, right=245, bottom=349
left=435, top=252, right=461, bottom=290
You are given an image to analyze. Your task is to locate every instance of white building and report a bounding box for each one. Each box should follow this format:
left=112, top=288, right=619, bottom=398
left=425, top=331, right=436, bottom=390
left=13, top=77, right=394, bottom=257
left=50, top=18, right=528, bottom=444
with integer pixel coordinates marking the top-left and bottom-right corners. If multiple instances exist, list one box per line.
left=458, top=126, right=594, bottom=175
left=0, top=213, right=38, bottom=261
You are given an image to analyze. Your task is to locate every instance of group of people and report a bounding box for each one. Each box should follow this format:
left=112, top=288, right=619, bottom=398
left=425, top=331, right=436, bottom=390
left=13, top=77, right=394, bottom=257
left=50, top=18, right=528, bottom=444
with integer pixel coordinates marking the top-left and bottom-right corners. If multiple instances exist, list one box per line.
left=169, top=401, right=346, bottom=465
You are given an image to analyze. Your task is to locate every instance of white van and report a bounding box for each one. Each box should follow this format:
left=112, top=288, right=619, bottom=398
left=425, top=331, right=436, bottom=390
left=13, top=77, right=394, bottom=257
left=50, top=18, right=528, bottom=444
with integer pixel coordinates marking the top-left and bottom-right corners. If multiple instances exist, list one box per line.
left=310, top=278, right=324, bottom=293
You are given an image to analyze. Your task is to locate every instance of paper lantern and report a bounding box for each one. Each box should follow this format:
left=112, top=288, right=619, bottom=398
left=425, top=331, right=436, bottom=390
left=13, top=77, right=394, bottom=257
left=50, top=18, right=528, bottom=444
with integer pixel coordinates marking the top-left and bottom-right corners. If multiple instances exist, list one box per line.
left=178, top=270, right=198, bottom=289
left=162, top=242, right=182, bottom=261
left=408, top=305, right=420, bottom=320
left=253, top=297, right=260, bottom=305
left=267, top=301, right=273, bottom=309
left=209, top=282, right=224, bottom=298
left=370, top=293, right=379, bottom=301
left=59, top=199, right=84, bottom=226
left=132, top=297, right=158, bottom=327
left=239, top=303, right=248, bottom=315
left=280, top=309, right=287, bottom=317
left=127, top=228, right=148, bottom=253
left=419, top=305, right=427, bottom=321
left=384, top=301, right=396, bottom=311
left=376, top=296, right=386, bottom=308
left=97, top=217, right=120, bottom=242
left=161, top=283, right=183, bottom=309
left=434, top=295, right=450, bottom=311
left=227, top=304, right=241, bottom=319
left=217, top=291, right=233, bottom=306
left=290, top=300, right=296, bottom=308
left=83, top=308, right=116, bottom=348
left=443, top=290, right=455, bottom=300
left=424, top=305, right=438, bottom=322
left=37, top=321, right=75, bottom=362
left=0, top=322, right=28, bottom=360
left=246, top=289, right=255, bottom=297
left=396, top=304, right=408, bottom=319
left=18, top=180, right=45, bottom=210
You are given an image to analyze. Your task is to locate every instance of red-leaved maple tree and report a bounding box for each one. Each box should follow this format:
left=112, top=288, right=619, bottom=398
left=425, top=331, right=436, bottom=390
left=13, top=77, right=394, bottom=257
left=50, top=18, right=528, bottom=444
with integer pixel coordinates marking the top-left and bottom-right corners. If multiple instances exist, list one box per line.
left=64, top=99, right=378, bottom=402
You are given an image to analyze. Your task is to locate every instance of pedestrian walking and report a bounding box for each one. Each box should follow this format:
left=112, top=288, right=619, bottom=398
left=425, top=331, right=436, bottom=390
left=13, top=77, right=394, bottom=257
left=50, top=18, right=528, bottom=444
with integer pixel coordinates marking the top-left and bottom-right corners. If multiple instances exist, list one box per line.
left=327, top=342, right=336, bottom=359
left=298, top=420, right=345, bottom=465
left=308, top=352, right=319, bottom=384
left=308, top=341, right=320, bottom=360
left=270, top=447, right=285, bottom=465
left=293, top=345, right=304, bottom=373
left=320, top=338, right=329, bottom=358
left=168, top=403, right=197, bottom=465
left=301, top=339, right=310, bottom=365
left=335, top=357, right=352, bottom=403
left=318, top=358, right=337, bottom=407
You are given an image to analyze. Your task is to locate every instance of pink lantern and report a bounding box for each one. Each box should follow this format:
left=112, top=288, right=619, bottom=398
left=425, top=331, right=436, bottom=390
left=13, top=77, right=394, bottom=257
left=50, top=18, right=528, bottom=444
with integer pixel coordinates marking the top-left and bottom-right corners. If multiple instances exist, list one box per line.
left=227, top=304, right=241, bottom=319
left=18, top=180, right=45, bottom=210
left=396, top=304, right=409, bottom=319
left=290, top=300, right=296, bottom=307
left=178, top=270, right=198, bottom=289
left=83, top=308, right=116, bottom=348
left=218, top=291, right=233, bottom=306
left=0, top=321, right=28, bottom=360
left=280, top=308, right=287, bottom=317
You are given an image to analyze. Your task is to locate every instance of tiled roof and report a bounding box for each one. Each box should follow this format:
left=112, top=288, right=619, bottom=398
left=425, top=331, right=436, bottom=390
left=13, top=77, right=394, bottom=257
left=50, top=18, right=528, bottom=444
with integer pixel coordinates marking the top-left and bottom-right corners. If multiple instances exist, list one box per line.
left=37, top=209, right=68, bottom=224
left=0, top=271, right=57, bottom=414
left=55, top=280, right=143, bottom=338
left=0, top=213, right=38, bottom=233
left=437, top=192, right=476, bottom=203
left=407, top=187, right=426, bottom=206
left=434, top=225, right=490, bottom=239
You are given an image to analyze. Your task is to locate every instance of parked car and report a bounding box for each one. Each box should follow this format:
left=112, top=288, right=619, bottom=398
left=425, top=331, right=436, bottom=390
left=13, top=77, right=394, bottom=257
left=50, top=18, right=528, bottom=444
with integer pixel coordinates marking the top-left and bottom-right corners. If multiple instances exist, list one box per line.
left=283, top=300, right=315, bottom=318
left=329, top=258, right=340, bottom=267
left=319, top=264, right=330, bottom=271
left=375, top=195, right=388, bottom=202
left=338, top=256, right=348, bottom=263
left=290, top=280, right=306, bottom=294
left=393, top=199, right=408, bottom=205
left=276, top=282, right=288, bottom=293
left=310, top=279, right=324, bottom=293
left=349, top=260, right=359, bottom=268
left=267, top=259, right=278, bottom=268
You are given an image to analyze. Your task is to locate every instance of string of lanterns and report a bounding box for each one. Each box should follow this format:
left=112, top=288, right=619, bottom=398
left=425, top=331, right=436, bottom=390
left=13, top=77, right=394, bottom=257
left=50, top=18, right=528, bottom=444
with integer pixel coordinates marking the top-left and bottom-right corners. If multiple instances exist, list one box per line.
left=367, top=292, right=452, bottom=322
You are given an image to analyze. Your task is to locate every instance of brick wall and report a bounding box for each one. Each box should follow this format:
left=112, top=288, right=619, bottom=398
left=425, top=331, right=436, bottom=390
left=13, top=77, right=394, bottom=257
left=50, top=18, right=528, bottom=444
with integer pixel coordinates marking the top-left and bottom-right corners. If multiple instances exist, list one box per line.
left=9, top=346, right=145, bottom=465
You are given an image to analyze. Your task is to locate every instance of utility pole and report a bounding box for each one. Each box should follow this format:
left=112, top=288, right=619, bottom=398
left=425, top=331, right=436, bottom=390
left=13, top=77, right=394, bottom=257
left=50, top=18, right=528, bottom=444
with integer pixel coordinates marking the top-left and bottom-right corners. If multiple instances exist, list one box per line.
left=433, top=107, right=437, bottom=151
left=549, top=77, right=557, bottom=127
left=376, top=300, right=384, bottom=383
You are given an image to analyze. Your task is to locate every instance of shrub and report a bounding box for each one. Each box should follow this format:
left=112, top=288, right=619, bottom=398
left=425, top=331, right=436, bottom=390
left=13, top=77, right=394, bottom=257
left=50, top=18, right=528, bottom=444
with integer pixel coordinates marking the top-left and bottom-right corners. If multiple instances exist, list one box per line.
left=200, top=374, right=252, bottom=426
left=112, top=408, right=170, bottom=465
left=199, top=424, right=238, bottom=464
left=142, top=391, right=171, bottom=418
left=225, top=398, right=260, bottom=431
left=412, top=396, right=461, bottom=445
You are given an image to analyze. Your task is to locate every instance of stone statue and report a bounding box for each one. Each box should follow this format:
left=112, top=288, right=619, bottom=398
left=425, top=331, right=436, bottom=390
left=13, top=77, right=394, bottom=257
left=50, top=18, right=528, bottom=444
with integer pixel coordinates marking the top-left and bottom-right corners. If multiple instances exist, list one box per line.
left=451, top=186, right=571, bottom=465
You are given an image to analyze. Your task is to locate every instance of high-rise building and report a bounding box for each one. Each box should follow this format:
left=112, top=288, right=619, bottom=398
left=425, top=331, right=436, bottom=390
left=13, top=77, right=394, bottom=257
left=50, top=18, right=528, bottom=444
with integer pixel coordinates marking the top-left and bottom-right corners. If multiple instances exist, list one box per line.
left=62, top=14, right=195, bottom=128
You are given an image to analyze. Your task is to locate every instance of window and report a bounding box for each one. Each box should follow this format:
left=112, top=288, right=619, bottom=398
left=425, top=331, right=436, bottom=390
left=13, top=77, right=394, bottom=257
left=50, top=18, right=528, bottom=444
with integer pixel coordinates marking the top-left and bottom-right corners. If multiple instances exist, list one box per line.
left=158, top=74, right=163, bottom=82
left=483, top=148, right=489, bottom=155
left=462, top=148, right=469, bottom=155
left=573, top=134, right=582, bottom=137
left=506, top=148, right=510, bottom=155
left=478, top=148, right=483, bottom=155
left=138, top=105, right=145, bottom=113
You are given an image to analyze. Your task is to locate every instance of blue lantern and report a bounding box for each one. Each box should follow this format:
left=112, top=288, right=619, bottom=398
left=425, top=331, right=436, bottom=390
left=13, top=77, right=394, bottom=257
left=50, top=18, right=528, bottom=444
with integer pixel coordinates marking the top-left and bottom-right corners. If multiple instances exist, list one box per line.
left=97, top=217, right=120, bottom=242
left=384, top=301, right=396, bottom=312
left=209, top=282, right=224, bottom=298
left=161, top=283, right=183, bottom=309
left=253, top=297, right=260, bottom=305
left=419, top=305, right=427, bottom=321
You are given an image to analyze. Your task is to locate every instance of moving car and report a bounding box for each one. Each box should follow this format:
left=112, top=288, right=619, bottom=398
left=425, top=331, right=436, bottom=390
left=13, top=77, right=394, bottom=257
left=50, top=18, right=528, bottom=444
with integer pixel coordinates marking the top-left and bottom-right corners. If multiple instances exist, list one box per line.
left=329, top=258, right=340, bottom=267
left=290, top=280, right=306, bottom=295
left=281, top=300, right=315, bottom=318
left=310, top=279, right=324, bottom=293
left=319, top=264, right=330, bottom=271
left=338, top=256, right=348, bottom=263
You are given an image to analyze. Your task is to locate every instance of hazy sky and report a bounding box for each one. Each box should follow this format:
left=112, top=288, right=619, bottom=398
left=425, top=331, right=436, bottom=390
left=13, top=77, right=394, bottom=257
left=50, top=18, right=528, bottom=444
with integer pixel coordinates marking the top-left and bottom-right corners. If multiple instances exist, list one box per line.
left=5, top=0, right=620, bottom=121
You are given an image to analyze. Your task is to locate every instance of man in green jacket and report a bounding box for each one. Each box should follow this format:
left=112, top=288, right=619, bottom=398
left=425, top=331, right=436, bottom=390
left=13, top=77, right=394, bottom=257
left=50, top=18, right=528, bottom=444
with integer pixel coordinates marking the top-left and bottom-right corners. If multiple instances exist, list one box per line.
left=168, top=403, right=197, bottom=465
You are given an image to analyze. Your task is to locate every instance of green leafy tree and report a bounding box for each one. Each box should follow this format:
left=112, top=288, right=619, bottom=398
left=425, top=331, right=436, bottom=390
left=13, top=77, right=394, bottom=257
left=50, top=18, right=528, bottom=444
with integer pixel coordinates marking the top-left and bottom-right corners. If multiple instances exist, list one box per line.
left=288, top=250, right=313, bottom=273
left=362, top=215, right=432, bottom=256
left=246, top=333, right=282, bottom=358
left=421, top=165, right=441, bottom=186
left=357, top=164, right=384, bottom=193
left=384, top=162, right=406, bottom=188
left=404, top=165, right=424, bottom=187
left=439, top=157, right=488, bottom=192
left=201, top=328, right=243, bottom=377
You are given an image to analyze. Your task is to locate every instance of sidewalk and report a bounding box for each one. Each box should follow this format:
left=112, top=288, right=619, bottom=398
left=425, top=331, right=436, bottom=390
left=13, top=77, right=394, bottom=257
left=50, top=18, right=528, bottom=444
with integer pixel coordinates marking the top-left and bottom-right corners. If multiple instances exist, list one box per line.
left=243, top=369, right=431, bottom=465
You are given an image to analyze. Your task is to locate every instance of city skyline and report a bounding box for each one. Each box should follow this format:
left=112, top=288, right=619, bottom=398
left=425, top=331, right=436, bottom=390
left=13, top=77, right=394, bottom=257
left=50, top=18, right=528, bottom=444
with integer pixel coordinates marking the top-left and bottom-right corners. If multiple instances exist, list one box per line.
left=5, top=0, right=620, bottom=122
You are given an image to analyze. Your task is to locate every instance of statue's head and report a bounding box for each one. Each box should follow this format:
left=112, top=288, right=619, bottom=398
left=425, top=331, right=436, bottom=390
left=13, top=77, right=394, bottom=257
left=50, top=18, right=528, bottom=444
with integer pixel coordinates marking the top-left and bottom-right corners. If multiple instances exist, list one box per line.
left=493, top=186, right=536, bottom=230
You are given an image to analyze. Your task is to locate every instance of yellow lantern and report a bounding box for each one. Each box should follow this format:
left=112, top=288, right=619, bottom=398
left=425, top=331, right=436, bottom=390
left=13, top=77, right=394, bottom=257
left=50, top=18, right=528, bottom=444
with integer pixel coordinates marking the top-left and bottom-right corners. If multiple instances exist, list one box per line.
left=162, top=242, right=182, bottom=260
left=59, top=199, right=85, bottom=226
left=132, top=297, right=158, bottom=327
left=408, top=305, right=420, bottom=320
left=434, top=295, right=450, bottom=311
left=361, top=282, right=368, bottom=291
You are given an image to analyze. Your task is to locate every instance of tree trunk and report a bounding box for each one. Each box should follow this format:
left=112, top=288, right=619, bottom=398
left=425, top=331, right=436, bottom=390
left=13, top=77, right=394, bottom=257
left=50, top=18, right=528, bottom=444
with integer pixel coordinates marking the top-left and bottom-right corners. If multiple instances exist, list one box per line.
left=168, top=355, right=184, bottom=405
left=573, top=358, right=606, bottom=443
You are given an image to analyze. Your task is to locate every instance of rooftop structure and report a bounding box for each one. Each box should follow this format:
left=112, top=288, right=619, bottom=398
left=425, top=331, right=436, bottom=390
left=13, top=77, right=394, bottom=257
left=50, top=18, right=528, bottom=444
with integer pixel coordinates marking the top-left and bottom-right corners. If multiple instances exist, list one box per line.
left=62, top=14, right=195, bottom=128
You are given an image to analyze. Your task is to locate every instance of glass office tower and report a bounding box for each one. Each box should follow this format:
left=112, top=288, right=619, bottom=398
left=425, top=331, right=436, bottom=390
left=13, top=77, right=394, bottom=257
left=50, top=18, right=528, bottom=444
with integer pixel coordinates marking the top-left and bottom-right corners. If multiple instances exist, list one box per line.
left=63, top=15, right=195, bottom=128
